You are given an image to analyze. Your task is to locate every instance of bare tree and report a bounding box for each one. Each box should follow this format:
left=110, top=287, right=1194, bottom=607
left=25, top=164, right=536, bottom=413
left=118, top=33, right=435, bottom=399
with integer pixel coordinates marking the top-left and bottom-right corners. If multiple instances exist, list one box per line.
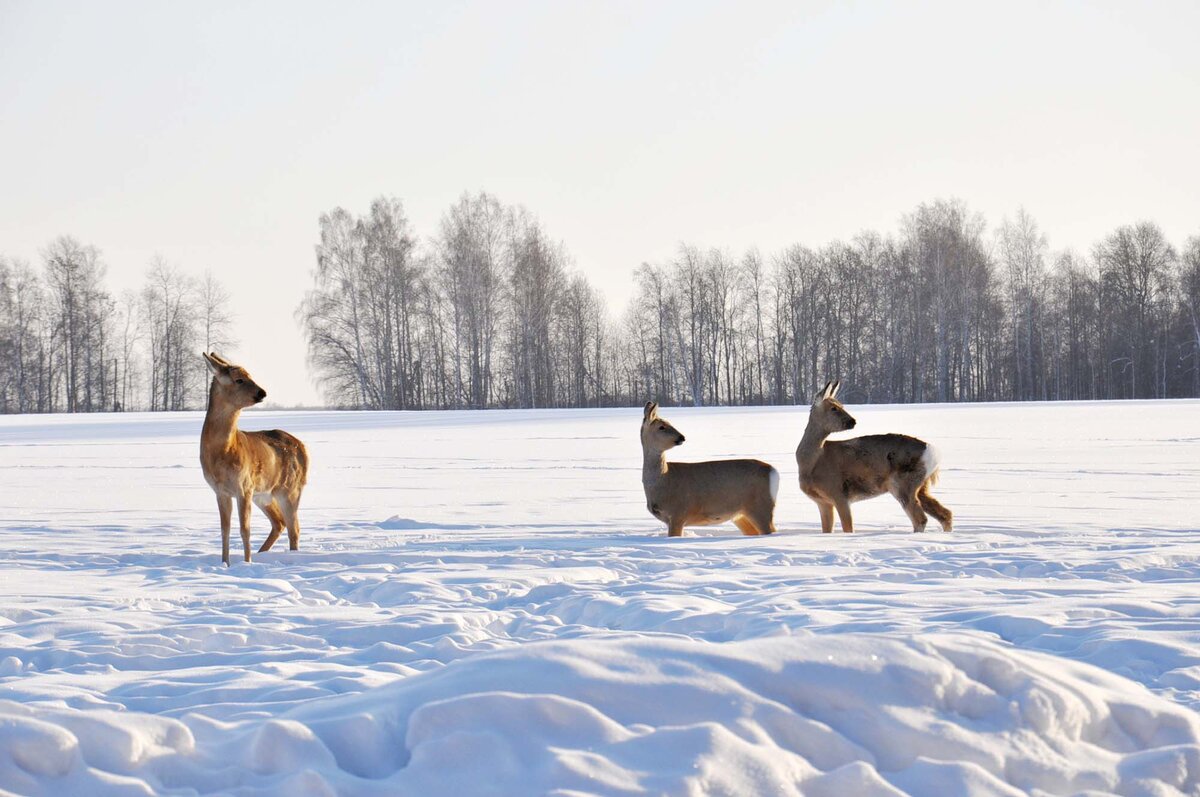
left=1181, top=238, right=1200, bottom=396
left=43, top=237, right=112, bottom=412
left=998, top=209, right=1049, bottom=400
left=505, top=211, right=565, bottom=408
left=1094, top=222, right=1176, bottom=398
left=437, top=192, right=506, bottom=409
left=143, top=258, right=201, bottom=411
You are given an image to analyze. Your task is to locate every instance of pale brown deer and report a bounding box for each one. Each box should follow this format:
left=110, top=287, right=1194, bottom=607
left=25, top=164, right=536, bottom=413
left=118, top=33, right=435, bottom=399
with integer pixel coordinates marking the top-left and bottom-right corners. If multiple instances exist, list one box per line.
left=200, top=352, right=309, bottom=565
left=797, top=380, right=951, bottom=533
left=640, top=402, right=779, bottom=537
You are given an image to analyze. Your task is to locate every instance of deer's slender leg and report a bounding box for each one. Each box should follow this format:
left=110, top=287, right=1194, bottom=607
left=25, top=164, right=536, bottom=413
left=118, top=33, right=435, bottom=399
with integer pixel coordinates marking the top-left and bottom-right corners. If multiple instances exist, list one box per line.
left=217, top=494, right=232, bottom=566
left=903, top=498, right=928, bottom=533
left=281, top=492, right=301, bottom=551
left=746, top=503, right=776, bottom=535
left=667, top=518, right=684, bottom=537
left=833, top=499, right=854, bottom=533
left=818, top=501, right=834, bottom=533
left=897, top=483, right=928, bottom=532
left=237, top=493, right=253, bottom=563
left=917, top=486, right=953, bottom=532
left=733, top=516, right=762, bottom=536
left=257, top=498, right=285, bottom=552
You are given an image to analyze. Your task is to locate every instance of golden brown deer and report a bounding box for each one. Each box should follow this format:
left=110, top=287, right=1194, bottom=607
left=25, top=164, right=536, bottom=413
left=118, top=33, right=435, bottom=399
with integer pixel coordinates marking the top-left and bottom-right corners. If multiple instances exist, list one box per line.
left=200, top=352, right=309, bottom=565
left=640, top=402, right=779, bottom=537
left=797, top=380, right=951, bottom=534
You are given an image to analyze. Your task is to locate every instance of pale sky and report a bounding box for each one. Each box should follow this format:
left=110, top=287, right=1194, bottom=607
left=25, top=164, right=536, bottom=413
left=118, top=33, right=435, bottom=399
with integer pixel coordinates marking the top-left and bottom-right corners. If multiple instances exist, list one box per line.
left=3, top=1, right=1199, bottom=406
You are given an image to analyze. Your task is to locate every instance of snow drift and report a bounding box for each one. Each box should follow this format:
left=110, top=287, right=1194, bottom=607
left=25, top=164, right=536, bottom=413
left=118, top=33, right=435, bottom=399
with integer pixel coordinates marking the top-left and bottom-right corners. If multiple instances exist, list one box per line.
left=4, top=633, right=1200, bottom=796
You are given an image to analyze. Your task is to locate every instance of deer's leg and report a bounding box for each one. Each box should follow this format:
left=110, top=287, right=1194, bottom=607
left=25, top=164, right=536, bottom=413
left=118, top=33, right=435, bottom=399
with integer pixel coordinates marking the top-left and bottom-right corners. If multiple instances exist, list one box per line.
left=733, top=516, right=762, bottom=536
left=817, top=501, right=834, bottom=533
left=747, top=501, right=776, bottom=535
left=833, top=499, right=854, bottom=533
left=217, top=494, right=232, bottom=566
left=667, top=517, right=684, bottom=537
left=257, top=498, right=285, bottom=553
left=281, top=491, right=301, bottom=551
left=236, top=493, right=253, bottom=563
left=917, top=485, right=953, bottom=532
left=897, top=483, right=928, bottom=533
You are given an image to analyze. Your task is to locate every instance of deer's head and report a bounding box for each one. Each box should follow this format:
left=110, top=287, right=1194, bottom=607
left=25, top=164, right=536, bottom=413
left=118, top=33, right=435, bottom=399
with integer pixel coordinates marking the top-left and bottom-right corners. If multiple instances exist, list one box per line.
left=809, top=380, right=856, bottom=433
left=203, top=352, right=267, bottom=409
left=641, top=402, right=686, bottom=452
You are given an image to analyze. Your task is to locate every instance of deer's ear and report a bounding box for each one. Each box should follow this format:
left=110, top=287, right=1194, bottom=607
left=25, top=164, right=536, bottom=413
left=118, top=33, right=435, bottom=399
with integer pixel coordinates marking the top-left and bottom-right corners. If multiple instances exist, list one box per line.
left=643, top=401, right=658, bottom=421
left=815, top=381, right=832, bottom=404
left=202, top=352, right=229, bottom=377
left=830, top=380, right=842, bottom=399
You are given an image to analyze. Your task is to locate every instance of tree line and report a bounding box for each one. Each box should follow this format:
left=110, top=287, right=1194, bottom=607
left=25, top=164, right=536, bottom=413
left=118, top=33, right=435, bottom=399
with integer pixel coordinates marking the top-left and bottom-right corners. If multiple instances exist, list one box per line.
left=4, top=196, right=1199, bottom=413
left=0, top=238, right=234, bottom=413
left=300, top=193, right=1200, bottom=409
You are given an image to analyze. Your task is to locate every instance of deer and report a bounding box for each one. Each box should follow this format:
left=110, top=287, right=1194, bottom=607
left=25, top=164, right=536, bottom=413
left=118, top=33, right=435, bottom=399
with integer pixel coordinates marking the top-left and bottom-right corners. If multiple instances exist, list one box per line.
left=797, top=380, right=951, bottom=534
left=200, top=352, right=309, bottom=565
left=640, top=402, right=779, bottom=537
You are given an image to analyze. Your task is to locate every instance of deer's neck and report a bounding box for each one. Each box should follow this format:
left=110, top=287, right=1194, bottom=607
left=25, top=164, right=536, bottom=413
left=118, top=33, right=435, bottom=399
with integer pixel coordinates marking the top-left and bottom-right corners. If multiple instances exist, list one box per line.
left=796, top=422, right=830, bottom=474
left=642, top=447, right=669, bottom=495
left=201, top=383, right=242, bottom=454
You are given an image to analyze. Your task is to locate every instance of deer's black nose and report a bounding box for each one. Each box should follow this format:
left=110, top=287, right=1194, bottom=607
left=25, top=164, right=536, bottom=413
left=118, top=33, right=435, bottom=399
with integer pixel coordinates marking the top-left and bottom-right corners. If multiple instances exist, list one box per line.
left=256, top=389, right=267, bottom=401
left=676, top=434, right=686, bottom=444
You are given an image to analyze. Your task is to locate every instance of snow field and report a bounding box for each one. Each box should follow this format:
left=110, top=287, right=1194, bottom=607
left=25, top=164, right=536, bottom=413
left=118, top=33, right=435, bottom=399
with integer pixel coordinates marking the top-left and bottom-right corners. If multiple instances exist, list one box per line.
left=1, top=401, right=1200, bottom=795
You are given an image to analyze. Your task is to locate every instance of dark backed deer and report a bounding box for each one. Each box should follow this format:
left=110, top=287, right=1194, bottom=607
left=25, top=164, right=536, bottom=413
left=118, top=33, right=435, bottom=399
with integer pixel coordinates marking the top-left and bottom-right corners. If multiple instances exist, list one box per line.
left=640, top=402, right=779, bottom=537
left=797, top=380, right=951, bottom=533
left=200, top=352, right=309, bottom=565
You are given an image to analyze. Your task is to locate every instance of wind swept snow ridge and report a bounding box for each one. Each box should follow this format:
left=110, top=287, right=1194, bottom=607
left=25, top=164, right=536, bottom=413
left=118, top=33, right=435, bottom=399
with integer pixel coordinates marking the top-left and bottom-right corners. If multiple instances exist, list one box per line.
left=1, top=400, right=1199, bottom=795
left=2, top=636, right=1200, bottom=795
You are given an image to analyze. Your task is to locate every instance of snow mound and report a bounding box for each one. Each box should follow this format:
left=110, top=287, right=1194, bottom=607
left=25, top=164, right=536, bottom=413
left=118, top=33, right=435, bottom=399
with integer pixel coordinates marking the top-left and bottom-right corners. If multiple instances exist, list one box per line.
left=6, top=633, right=1200, bottom=796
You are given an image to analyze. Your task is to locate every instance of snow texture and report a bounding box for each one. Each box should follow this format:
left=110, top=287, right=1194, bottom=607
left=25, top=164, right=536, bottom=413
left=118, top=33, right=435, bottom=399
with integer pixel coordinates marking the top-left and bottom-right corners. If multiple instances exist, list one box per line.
left=1, top=400, right=1199, bottom=795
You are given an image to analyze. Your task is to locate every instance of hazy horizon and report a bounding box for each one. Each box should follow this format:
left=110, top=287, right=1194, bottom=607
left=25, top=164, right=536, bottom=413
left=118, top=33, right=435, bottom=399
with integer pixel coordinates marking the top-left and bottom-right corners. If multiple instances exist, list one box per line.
left=4, top=0, right=1199, bottom=406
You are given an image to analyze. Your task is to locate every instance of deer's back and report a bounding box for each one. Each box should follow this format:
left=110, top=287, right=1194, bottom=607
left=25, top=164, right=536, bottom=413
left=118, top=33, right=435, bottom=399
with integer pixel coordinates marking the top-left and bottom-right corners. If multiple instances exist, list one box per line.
left=669, top=458, right=774, bottom=482
left=830, top=434, right=927, bottom=471
left=242, top=429, right=310, bottom=491
left=804, top=434, right=929, bottom=499
left=659, top=458, right=774, bottom=514
left=250, top=429, right=309, bottom=480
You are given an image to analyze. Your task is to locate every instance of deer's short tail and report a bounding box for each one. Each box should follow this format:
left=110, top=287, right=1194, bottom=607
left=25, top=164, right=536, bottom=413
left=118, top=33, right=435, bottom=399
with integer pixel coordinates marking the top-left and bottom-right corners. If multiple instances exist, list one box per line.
left=768, top=467, right=780, bottom=502
left=920, top=443, right=941, bottom=486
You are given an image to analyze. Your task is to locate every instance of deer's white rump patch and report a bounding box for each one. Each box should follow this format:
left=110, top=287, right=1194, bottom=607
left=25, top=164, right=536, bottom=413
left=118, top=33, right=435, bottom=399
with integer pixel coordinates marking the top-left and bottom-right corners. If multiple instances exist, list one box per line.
left=920, top=443, right=941, bottom=477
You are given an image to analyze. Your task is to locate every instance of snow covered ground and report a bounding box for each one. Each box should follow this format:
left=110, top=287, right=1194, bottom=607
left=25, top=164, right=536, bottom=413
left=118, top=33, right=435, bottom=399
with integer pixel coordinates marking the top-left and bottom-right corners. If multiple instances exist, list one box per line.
left=2, top=400, right=1200, bottom=796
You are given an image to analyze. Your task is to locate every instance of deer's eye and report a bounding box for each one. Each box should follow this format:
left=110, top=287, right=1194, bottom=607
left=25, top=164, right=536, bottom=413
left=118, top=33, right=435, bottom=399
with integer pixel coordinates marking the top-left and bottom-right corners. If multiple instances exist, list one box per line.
left=658, top=425, right=666, bottom=431
left=236, top=379, right=245, bottom=385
